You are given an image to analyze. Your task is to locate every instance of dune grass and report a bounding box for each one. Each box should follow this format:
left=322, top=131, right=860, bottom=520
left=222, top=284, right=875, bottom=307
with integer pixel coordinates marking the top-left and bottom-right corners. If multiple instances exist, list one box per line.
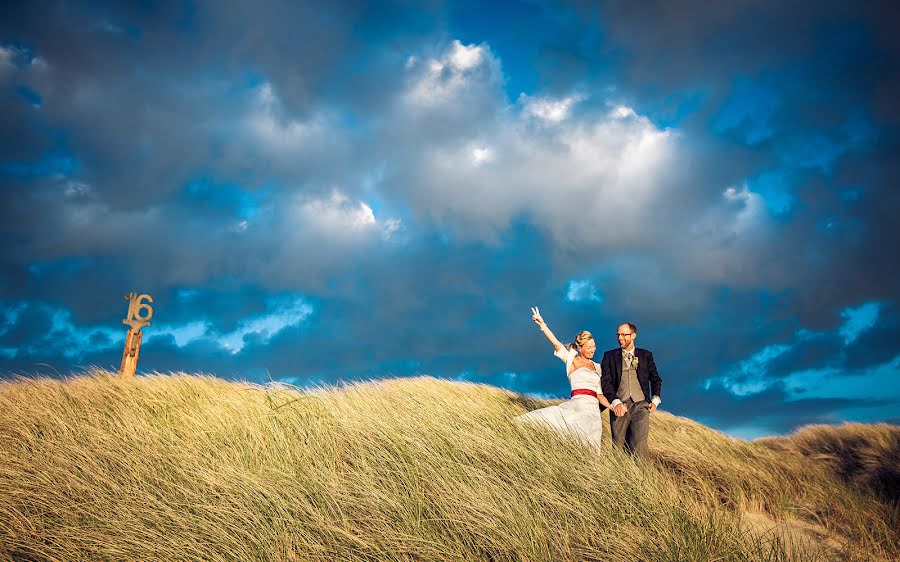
left=0, top=372, right=897, bottom=561
left=757, top=422, right=900, bottom=503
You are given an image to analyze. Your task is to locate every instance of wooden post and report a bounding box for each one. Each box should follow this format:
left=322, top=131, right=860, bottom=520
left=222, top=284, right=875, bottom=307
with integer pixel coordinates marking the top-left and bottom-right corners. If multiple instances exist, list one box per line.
left=119, top=328, right=143, bottom=378
left=119, top=292, right=153, bottom=379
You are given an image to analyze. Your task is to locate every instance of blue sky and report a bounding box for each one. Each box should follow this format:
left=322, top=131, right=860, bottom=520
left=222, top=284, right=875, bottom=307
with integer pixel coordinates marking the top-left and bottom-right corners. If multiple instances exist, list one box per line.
left=1, top=0, right=898, bottom=439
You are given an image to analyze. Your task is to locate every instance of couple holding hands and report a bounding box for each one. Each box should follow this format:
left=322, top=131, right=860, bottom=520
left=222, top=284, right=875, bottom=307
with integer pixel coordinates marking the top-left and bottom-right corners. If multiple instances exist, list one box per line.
left=517, top=307, right=663, bottom=457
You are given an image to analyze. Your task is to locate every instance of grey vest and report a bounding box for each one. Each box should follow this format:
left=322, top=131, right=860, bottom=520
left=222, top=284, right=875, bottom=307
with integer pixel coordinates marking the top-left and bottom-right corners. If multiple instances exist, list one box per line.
left=617, top=352, right=645, bottom=402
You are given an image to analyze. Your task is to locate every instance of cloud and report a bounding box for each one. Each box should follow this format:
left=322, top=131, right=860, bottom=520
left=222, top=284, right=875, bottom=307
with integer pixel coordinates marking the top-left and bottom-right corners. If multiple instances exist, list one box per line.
left=1, top=1, right=898, bottom=440
left=722, top=184, right=767, bottom=233
left=247, top=82, right=324, bottom=149
left=520, top=93, right=582, bottom=124
left=700, top=303, right=899, bottom=422
left=0, top=300, right=124, bottom=360
left=388, top=44, right=684, bottom=248
left=0, top=45, right=14, bottom=70
left=405, top=40, right=498, bottom=108
left=1, top=28, right=811, bottom=296
left=471, top=146, right=493, bottom=165
left=210, top=296, right=312, bottom=354
left=839, top=302, right=881, bottom=345
left=0, top=294, right=313, bottom=367
left=566, top=280, right=603, bottom=303
left=277, top=187, right=401, bottom=249
left=707, top=343, right=793, bottom=396
left=156, top=320, right=209, bottom=348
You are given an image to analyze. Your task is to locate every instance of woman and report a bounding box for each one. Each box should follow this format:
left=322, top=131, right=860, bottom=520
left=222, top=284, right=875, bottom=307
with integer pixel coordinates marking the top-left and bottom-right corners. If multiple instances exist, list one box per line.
left=515, top=306, right=617, bottom=448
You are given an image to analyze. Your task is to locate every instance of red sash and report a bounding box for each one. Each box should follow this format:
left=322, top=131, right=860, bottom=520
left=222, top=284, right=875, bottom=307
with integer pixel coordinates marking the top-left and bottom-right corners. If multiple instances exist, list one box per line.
left=571, top=389, right=598, bottom=398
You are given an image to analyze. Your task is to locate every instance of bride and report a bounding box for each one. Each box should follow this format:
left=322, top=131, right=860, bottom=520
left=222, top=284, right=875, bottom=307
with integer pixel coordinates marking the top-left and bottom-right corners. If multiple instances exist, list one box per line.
left=515, top=307, right=617, bottom=448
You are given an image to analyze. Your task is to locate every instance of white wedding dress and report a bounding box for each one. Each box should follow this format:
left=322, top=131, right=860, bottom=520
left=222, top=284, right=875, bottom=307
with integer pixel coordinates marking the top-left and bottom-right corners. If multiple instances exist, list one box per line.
left=515, top=347, right=605, bottom=448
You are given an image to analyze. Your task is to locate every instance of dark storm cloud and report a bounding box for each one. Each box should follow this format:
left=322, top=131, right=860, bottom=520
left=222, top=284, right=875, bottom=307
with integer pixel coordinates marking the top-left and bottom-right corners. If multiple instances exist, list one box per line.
left=0, top=0, right=434, bottom=210
left=676, top=380, right=875, bottom=437
left=1, top=0, right=898, bottom=438
left=526, top=1, right=900, bottom=406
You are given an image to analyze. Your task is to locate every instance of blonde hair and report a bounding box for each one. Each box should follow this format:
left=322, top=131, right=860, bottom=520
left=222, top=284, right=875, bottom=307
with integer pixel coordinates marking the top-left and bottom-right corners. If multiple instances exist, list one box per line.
left=567, top=330, right=594, bottom=352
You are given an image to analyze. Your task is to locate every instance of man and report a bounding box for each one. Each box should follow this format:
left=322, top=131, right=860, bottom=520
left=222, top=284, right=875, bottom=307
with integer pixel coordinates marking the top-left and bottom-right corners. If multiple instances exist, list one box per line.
left=599, top=323, right=662, bottom=458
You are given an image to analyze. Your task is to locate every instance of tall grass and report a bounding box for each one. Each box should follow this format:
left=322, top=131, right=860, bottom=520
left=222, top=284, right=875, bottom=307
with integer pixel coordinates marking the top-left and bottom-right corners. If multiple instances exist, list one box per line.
left=0, top=372, right=896, bottom=561
left=757, top=423, right=900, bottom=503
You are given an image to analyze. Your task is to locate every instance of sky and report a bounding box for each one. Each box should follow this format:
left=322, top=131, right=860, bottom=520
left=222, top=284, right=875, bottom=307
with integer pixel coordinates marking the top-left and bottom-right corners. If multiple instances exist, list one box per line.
left=1, top=0, right=898, bottom=439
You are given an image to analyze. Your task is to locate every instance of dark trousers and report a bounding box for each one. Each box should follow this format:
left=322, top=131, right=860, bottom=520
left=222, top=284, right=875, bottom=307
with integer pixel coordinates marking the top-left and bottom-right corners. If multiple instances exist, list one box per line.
left=610, top=399, right=650, bottom=458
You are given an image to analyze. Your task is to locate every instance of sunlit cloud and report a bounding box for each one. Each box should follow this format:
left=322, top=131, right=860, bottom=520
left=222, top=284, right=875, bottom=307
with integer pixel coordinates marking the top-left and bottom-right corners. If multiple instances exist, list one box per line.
left=471, top=146, right=493, bottom=165
left=392, top=41, right=679, bottom=247
left=565, top=280, right=603, bottom=303
left=405, top=40, right=496, bottom=107
left=521, top=94, right=582, bottom=124
left=722, top=184, right=766, bottom=231
left=152, top=297, right=313, bottom=354
left=707, top=342, right=793, bottom=396
left=217, top=297, right=312, bottom=354
left=609, top=105, right=637, bottom=119
left=156, top=320, right=210, bottom=348
left=291, top=189, right=403, bottom=244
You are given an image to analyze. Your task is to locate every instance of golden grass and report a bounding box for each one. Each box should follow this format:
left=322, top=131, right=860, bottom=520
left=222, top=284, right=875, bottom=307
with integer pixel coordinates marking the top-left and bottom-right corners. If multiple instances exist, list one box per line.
left=757, top=423, right=900, bottom=503
left=0, top=372, right=896, bottom=561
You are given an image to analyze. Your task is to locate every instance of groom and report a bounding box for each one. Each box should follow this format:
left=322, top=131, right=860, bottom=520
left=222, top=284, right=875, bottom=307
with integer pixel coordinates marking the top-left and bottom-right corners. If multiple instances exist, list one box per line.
left=600, top=323, right=662, bottom=458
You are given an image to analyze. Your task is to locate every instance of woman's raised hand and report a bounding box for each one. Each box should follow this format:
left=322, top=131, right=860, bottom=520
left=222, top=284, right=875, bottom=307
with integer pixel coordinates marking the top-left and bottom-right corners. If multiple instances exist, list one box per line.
left=532, top=306, right=563, bottom=350
left=531, top=306, right=545, bottom=327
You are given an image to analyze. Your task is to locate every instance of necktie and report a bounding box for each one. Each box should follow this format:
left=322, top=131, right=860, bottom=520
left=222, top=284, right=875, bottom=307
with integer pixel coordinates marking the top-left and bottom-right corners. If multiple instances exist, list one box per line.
left=624, top=351, right=634, bottom=368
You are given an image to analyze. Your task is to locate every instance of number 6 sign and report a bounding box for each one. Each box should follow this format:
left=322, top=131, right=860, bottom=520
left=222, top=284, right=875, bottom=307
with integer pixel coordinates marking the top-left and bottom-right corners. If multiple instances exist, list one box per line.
left=123, top=292, right=154, bottom=332
left=120, top=292, right=153, bottom=378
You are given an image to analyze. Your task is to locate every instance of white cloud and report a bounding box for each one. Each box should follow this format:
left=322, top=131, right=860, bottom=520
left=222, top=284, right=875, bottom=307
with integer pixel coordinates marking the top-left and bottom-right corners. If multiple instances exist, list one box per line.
left=448, top=41, right=484, bottom=70
left=385, top=39, right=792, bottom=287
left=521, top=94, right=582, bottom=124
left=705, top=342, right=793, bottom=396
left=218, top=297, right=312, bottom=353
left=157, top=320, right=210, bottom=347
left=274, top=188, right=404, bottom=253
left=566, top=280, right=603, bottom=303
left=781, top=354, right=900, bottom=400
left=723, top=184, right=766, bottom=232
left=610, top=105, right=637, bottom=119
left=391, top=80, right=679, bottom=246
left=153, top=297, right=313, bottom=354
left=385, top=39, right=689, bottom=248
left=404, top=40, right=499, bottom=108
left=471, top=146, right=493, bottom=165
left=295, top=189, right=377, bottom=233
left=381, top=217, right=402, bottom=240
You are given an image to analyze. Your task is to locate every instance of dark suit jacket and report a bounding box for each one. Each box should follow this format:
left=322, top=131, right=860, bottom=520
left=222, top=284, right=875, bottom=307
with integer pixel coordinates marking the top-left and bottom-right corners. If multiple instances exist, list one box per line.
left=600, top=347, right=662, bottom=407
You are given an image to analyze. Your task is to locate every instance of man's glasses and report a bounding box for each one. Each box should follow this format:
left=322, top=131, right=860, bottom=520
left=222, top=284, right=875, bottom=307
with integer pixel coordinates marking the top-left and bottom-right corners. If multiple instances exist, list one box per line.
left=616, top=333, right=634, bottom=338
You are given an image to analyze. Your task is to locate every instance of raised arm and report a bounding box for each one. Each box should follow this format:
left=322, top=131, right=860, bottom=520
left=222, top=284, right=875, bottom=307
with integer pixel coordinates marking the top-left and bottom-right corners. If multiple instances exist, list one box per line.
left=531, top=306, right=565, bottom=352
